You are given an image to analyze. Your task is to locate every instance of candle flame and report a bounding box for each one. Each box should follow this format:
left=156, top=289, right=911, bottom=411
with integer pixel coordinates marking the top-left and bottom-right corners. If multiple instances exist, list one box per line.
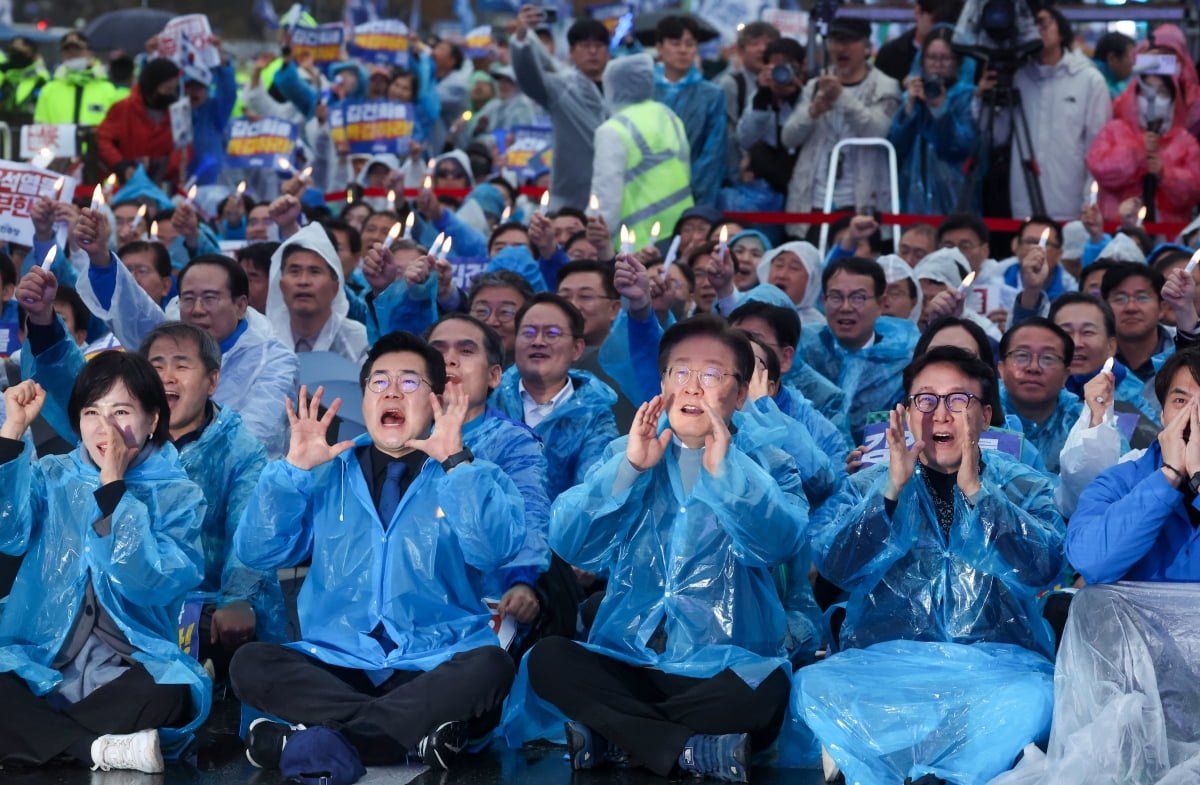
left=462, top=110, right=472, bottom=121
left=500, top=206, right=511, bottom=223
left=236, top=181, right=247, bottom=194
left=347, top=190, right=355, bottom=204
left=386, top=222, right=402, bottom=242
left=105, top=173, right=117, bottom=187
left=388, top=189, right=397, bottom=204
left=91, top=184, right=104, bottom=208
left=1039, top=227, right=1050, bottom=245
left=405, top=212, right=415, bottom=231
left=588, top=194, right=599, bottom=211
left=300, top=166, right=313, bottom=180
left=540, top=191, right=550, bottom=208
left=440, top=236, right=453, bottom=258
left=40, top=245, right=57, bottom=270
left=1101, top=356, right=1114, bottom=374
left=961, top=270, right=976, bottom=289
left=1186, top=248, right=1200, bottom=273
left=719, top=225, right=728, bottom=244
left=136, top=204, right=147, bottom=219
left=1138, top=206, right=1148, bottom=222
left=277, top=156, right=292, bottom=170
left=150, top=220, right=159, bottom=238
left=53, top=176, right=65, bottom=196
left=187, top=184, right=198, bottom=201
left=423, top=174, right=433, bottom=189
left=650, top=221, right=661, bottom=239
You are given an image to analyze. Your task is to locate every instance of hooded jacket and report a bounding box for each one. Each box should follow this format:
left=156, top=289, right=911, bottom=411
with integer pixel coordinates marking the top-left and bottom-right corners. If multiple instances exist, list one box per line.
left=914, top=247, right=1002, bottom=340
left=876, top=253, right=924, bottom=322
left=1010, top=49, right=1112, bottom=220
left=1087, top=70, right=1200, bottom=225
left=887, top=73, right=978, bottom=215
left=654, top=63, right=727, bottom=207
left=267, top=223, right=368, bottom=364
left=756, top=241, right=826, bottom=329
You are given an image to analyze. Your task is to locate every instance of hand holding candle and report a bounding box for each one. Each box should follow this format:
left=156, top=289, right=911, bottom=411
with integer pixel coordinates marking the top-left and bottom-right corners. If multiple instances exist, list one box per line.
left=957, top=270, right=976, bottom=294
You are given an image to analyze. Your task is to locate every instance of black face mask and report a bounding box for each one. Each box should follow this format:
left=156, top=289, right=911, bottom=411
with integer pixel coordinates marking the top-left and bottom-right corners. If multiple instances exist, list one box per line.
left=146, top=91, right=175, bottom=110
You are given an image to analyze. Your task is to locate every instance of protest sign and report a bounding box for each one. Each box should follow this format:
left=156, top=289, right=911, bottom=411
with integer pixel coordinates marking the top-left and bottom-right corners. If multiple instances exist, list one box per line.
left=0, top=160, right=74, bottom=246
left=329, top=100, right=415, bottom=156
left=292, top=23, right=347, bottom=64
left=158, top=14, right=221, bottom=68
left=347, top=19, right=410, bottom=66
left=19, top=124, right=77, bottom=162
left=227, top=117, right=300, bottom=168
left=858, top=414, right=1025, bottom=468
left=464, top=25, right=494, bottom=58
left=504, top=125, right=553, bottom=181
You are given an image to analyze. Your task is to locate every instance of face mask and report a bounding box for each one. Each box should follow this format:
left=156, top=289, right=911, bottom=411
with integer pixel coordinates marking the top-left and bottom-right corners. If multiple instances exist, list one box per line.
left=146, top=92, right=176, bottom=110
left=1137, top=90, right=1174, bottom=130
left=61, top=57, right=89, bottom=72
left=7, top=52, right=32, bottom=70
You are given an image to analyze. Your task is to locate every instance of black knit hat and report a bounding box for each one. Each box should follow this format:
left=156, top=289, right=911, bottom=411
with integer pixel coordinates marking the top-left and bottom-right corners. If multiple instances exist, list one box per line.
left=138, top=58, right=181, bottom=96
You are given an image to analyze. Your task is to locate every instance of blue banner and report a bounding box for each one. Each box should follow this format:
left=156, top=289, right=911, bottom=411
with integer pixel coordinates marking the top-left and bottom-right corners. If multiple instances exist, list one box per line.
left=330, top=100, right=416, bottom=155
left=347, top=19, right=411, bottom=66
left=504, top=124, right=553, bottom=182
left=226, top=117, right=300, bottom=168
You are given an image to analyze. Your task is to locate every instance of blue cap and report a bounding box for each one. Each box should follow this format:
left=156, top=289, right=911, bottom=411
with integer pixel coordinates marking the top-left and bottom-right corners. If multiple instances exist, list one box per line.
left=279, top=727, right=366, bottom=785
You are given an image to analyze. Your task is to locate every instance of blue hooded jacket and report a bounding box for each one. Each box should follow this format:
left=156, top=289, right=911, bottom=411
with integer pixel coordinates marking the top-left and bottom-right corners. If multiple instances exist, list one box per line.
left=654, top=63, right=727, bottom=208
left=887, top=79, right=977, bottom=215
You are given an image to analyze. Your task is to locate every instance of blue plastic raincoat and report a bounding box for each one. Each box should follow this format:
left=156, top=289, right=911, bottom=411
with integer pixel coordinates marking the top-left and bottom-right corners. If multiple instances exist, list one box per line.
left=738, top=395, right=838, bottom=510
left=811, top=451, right=1065, bottom=658
left=463, top=408, right=552, bottom=594
left=234, top=435, right=526, bottom=672
left=999, top=386, right=1083, bottom=474
left=0, top=441, right=211, bottom=756
left=800, top=316, right=920, bottom=444
left=773, top=383, right=851, bottom=467
left=887, top=80, right=977, bottom=215
left=490, top=367, right=619, bottom=500
left=654, top=64, right=727, bottom=207
left=20, top=319, right=288, bottom=642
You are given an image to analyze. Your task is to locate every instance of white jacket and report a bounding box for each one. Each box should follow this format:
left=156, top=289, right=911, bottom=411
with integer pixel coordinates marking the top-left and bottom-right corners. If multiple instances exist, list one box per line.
left=1056, top=405, right=1143, bottom=517
left=1007, top=50, right=1112, bottom=221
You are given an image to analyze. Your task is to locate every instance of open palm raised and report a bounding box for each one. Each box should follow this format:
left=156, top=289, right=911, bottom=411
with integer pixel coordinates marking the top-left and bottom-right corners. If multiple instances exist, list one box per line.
left=285, top=385, right=356, bottom=471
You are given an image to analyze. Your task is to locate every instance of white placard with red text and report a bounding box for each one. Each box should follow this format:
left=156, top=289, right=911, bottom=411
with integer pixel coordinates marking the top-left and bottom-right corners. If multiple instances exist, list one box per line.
left=0, top=160, right=77, bottom=246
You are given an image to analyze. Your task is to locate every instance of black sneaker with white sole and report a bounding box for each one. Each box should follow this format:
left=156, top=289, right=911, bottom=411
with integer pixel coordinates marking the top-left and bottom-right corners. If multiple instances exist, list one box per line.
left=245, top=718, right=306, bottom=770
left=416, top=721, right=469, bottom=770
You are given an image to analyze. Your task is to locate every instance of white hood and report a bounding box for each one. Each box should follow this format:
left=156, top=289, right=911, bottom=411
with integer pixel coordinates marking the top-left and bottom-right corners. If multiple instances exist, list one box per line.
left=876, top=254, right=923, bottom=322
left=266, top=223, right=352, bottom=350
left=757, top=241, right=826, bottom=328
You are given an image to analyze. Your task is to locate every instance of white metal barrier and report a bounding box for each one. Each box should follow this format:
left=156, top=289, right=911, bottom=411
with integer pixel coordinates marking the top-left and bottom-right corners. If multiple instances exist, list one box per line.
left=817, top=137, right=901, bottom=259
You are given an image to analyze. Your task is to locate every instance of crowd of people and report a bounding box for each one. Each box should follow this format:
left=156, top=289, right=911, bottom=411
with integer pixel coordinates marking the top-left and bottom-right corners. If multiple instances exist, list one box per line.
left=0, top=1, right=1198, bottom=784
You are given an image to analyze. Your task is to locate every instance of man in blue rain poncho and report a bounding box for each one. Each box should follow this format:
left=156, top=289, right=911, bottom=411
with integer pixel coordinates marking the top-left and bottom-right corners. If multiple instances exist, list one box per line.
left=0, top=356, right=209, bottom=773
left=800, top=256, right=920, bottom=444
left=16, top=265, right=287, bottom=670
left=229, top=332, right=526, bottom=773
left=997, top=318, right=1083, bottom=474
left=988, top=351, right=1200, bottom=785
left=799, top=347, right=1065, bottom=785
left=521, top=316, right=808, bottom=783
left=67, top=206, right=297, bottom=457
left=425, top=314, right=573, bottom=656
left=490, top=293, right=619, bottom=500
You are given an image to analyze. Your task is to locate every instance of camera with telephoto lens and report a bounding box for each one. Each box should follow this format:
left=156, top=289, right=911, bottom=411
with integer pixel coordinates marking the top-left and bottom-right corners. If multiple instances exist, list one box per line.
left=771, top=63, right=796, bottom=85
left=952, top=0, right=1042, bottom=105
left=923, top=76, right=945, bottom=100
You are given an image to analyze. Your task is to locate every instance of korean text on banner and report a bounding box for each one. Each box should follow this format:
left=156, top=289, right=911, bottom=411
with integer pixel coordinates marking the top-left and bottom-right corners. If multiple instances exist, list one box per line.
left=347, top=19, right=410, bottom=66
left=19, top=124, right=77, bottom=161
left=464, top=25, right=494, bottom=59
left=505, top=125, right=553, bottom=181
left=291, top=23, right=347, bottom=64
left=158, top=14, right=221, bottom=68
left=227, top=117, right=299, bottom=168
left=329, top=100, right=415, bottom=155
left=0, top=160, right=75, bottom=246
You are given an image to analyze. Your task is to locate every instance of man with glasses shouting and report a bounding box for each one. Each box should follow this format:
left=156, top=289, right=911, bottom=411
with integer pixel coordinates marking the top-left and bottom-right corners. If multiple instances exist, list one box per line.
left=799, top=256, right=919, bottom=443
left=998, top=317, right=1082, bottom=473
left=800, top=346, right=1064, bottom=785
left=230, top=332, right=526, bottom=775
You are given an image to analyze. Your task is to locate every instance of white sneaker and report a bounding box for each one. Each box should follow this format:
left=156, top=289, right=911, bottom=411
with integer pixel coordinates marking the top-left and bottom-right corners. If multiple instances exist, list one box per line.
left=822, top=745, right=841, bottom=783
left=90, top=729, right=164, bottom=774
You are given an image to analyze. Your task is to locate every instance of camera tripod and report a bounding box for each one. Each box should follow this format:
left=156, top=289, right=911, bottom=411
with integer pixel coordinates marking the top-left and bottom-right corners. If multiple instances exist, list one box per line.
left=960, top=77, right=1047, bottom=217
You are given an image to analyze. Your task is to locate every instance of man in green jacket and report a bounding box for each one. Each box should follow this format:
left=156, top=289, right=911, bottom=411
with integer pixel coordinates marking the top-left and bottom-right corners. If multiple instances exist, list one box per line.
left=33, top=32, right=118, bottom=126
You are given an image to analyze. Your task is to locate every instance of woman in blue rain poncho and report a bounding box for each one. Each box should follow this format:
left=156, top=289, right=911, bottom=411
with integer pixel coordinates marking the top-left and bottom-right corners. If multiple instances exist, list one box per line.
left=796, top=347, right=1064, bottom=785
left=0, top=354, right=208, bottom=772
left=510, top=316, right=807, bottom=783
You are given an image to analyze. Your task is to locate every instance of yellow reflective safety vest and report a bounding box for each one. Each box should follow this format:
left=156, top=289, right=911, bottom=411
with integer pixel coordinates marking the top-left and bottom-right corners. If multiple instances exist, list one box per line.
left=603, top=100, right=693, bottom=247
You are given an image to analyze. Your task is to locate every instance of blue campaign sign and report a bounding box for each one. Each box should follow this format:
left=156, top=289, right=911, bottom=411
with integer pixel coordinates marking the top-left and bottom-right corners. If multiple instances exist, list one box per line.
left=226, top=117, right=300, bottom=168
left=347, top=19, right=411, bottom=67
left=329, top=100, right=416, bottom=156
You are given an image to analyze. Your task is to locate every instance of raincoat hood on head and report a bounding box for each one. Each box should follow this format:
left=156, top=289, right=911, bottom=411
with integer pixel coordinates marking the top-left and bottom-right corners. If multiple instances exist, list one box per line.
left=739, top=282, right=796, bottom=310
left=914, top=247, right=972, bottom=288
left=435, top=150, right=477, bottom=188
left=757, top=241, right=824, bottom=325
left=355, top=153, right=401, bottom=187
left=266, top=222, right=350, bottom=337
left=112, top=164, right=175, bottom=211
left=605, top=53, right=655, bottom=108
left=466, top=182, right=507, bottom=220
left=729, top=229, right=773, bottom=253
left=1113, top=25, right=1200, bottom=133
left=330, top=61, right=370, bottom=102
left=1097, top=232, right=1147, bottom=263
left=876, top=253, right=923, bottom=322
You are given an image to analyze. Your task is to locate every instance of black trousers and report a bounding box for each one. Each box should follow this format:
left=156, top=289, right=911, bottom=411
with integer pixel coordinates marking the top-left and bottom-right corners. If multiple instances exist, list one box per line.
left=527, top=636, right=791, bottom=777
left=229, top=642, right=515, bottom=765
left=0, top=666, right=190, bottom=767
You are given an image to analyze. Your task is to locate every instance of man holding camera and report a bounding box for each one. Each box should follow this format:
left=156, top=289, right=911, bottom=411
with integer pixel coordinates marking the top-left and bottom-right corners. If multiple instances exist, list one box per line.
left=736, top=38, right=807, bottom=196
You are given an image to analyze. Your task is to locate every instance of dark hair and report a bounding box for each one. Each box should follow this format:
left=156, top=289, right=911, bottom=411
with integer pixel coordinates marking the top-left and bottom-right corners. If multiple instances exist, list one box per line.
left=568, top=18, right=611, bottom=47
left=738, top=21, right=780, bottom=46
left=655, top=14, right=702, bottom=44
left=467, top=270, right=535, bottom=305
left=657, top=314, right=754, bottom=384
left=320, top=217, right=362, bottom=255
left=440, top=40, right=465, bottom=71
left=216, top=193, right=256, bottom=222
left=550, top=206, right=587, bottom=226
left=736, top=330, right=781, bottom=384
left=707, top=220, right=743, bottom=243
left=686, top=240, right=718, bottom=268
left=1038, top=5, right=1073, bottom=50
left=728, top=300, right=802, bottom=350
left=1154, top=348, right=1200, bottom=407
left=564, top=232, right=593, bottom=255
left=920, top=27, right=957, bottom=66
left=1016, top=216, right=1062, bottom=247
left=0, top=250, right=14, bottom=289
left=902, top=345, right=1000, bottom=425
left=764, top=36, right=806, bottom=66
left=234, top=242, right=279, bottom=274
left=937, top=213, right=989, bottom=245
left=828, top=213, right=884, bottom=256
left=916, top=0, right=964, bottom=23
left=118, top=240, right=172, bottom=278
left=341, top=201, right=374, bottom=222
left=1100, top=261, right=1164, bottom=302
left=280, top=243, right=337, bottom=274
left=1151, top=248, right=1191, bottom=276
left=822, top=256, right=886, bottom=297
left=914, top=315, right=997, bottom=366
left=1094, top=31, right=1135, bottom=63
left=1049, top=292, right=1117, bottom=339
left=54, top=286, right=91, bottom=335
left=138, top=321, right=222, bottom=374
left=999, top=316, right=1076, bottom=362
left=647, top=256, right=695, bottom=291
left=68, top=351, right=172, bottom=445
left=487, top=221, right=530, bottom=255
left=1079, top=259, right=1118, bottom=292
left=361, top=331, right=447, bottom=395
left=514, top=292, right=586, bottom=339
left=179, top=255, right=249, bottom=301
left=556, top=259, right=618, bottom=299
left=427, top=313, right=505, bottom=370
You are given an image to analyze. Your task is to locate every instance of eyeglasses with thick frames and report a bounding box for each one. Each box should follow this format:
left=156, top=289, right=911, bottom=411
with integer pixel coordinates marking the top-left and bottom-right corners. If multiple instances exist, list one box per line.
left=906, top=392, right=981, bottom=413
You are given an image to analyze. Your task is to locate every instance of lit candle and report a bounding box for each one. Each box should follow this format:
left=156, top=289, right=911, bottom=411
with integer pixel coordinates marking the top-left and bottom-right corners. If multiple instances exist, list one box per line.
left=1101, top=356, right=1114, bottom=374
left=430, top=232, right=446, bottom=258
left=133, top=204, right=148, bottom=234
left=538, top=191, right=550, bottom=216
left=500, top=205, right=511, bottom=224
left=1038, top=226, right=1050, bottom=249
left=276, top=156, right=293, bottom=172
left=1089, top=181, right=1098, bottom=207
left=39, top=244, right=57, bottom=271
left=717, top=225, right=729, bottom=259
left=1137, top=206, right=1147, bottom=227
left=620, top=225, right=633, bottom=257
left=53, top=176, right=65, bottom=201
left=150, top=220, right=160, bottom=242
left=588, top=193, right=599, bottom=215
left=957, top=270, right=976, bottom=293
left=461, top=110, right=472, bottom=122
left=649, top=221, right=661, bottom=246
left=299, top=166, right=313, bottom=182
left=236, top=181, right=247, bottom=196
left=33, top=146, right=53, bottom=168
left=90, top=184, right=104, bottom=211
left=403, top=212, right=415, bottom=240
left=388, top=189, right=398, bottom=213
left=386, top=221, right=402, bottom=245
left=423, top=172, right=433, bottom=190
left=103, top=173, right=117, bottom=200
left=186, top=184, right=199, bottom=206
left=1186, top=248, right=1200, bottom=274
left=346, top=189, right=355, bottom=204
left=439, top=236, right=453, bottom=262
